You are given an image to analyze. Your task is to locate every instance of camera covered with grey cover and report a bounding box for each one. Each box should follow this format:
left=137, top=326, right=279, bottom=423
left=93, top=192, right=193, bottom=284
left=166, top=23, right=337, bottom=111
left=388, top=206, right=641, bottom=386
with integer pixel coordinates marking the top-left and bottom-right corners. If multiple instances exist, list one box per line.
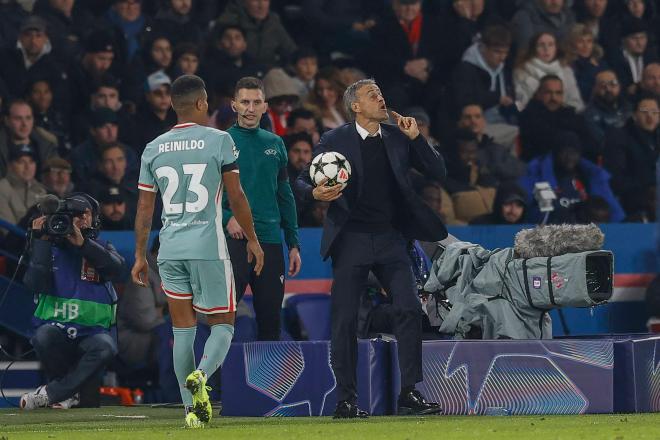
left=423, top=224, right=613, bottom=339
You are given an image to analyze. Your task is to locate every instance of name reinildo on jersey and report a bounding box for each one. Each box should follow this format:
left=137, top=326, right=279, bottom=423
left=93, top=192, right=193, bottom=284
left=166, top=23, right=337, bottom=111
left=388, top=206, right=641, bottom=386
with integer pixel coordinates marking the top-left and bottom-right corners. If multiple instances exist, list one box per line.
left=158, top=139, right=205, bottom=153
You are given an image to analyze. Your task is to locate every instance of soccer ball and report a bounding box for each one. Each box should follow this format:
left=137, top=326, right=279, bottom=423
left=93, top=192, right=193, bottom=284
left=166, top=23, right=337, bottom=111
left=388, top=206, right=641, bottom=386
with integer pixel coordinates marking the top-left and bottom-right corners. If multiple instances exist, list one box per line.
left=309, top=151, right=352, bottom=188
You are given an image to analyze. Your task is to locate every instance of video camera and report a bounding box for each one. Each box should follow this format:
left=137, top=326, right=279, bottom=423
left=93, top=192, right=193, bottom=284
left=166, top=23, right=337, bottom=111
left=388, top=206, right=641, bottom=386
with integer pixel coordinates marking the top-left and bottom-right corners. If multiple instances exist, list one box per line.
left=36, top=194, right=100, bottom=239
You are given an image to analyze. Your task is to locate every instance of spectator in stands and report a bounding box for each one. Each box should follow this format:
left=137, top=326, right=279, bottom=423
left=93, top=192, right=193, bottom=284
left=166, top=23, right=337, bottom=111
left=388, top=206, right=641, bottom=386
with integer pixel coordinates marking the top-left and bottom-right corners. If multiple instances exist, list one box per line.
left=519, top=75, right=595, bottom=160
left=405, top=106, right=439, bottom=147
left=639, top=62, right=660, bottom=99
left=451, top=24, right=518, bottom=147
left=607, top=17, right=658, bottom=95
left=33, top=0, right=94, bottom=63
left=134, top=71, right=176, bottom=153
left=216, top=0, right=297, bottom=67
left=564, top=23, right=608, bottom=103
left=436, top=0, right=503, bottom=81
left=301, top=0, right=378, bottom=57
left=0, top=16, right=69, bottom=108
left=97, top=185, right=134, bottom=230
left=457, top=103, right=526, bottom=183
left=520, top=130, right=624, bottom=223
left=608, top=0, right=659, bottom=55
left=338, top=67, right=368, bottom=89
left=419, top=179, right=465, bottom=226
left=286, top=108, right=321, bottom=144
left=104, top=0, right=151, bottom=61
left=70, top=30, right=119, bottom=112
left=574, top=0, right=610, bottom=43
left=20, top=193, right=123, bottom=410
left=0, top=144, right=47, bottom=231
left=290, top=48, right=318, bottom=100
left=71, top=74, right=137, bottom=149
left=443, top=129, right=497, bottom=223
left=0, top=99, right=58, bottom=178
left=583, top=70, right=631, bottom=146
left=70, top=107, right=138, bottom=185
left=0, top=1, right=28, bottom=50
left=199, top=24, right=266, bottom=98
left=26, top=79, right=71, bottom=153
left=366, top=0, right=443, bottom=110
left=117, top=238, right=165, bottom=368
left=514, top=32, right=584, bottom=112
left=511, top=0, right=576, bottom=51
left=123, top=34, right=174, bottom=105
left=152, top=0, right=203, bottom=47
left=89, top=144, right=138, bottom=218
left=284, top=132, right=313, bottom=187
left=603, top=96, right=659, bottom=215
left=172, top=43, right=200, bottom=77
left=470, top=181, right=528, bottom=225
left=284, top=132, right=313, bottom=220
left=263, top=68, right=300, bottom=136
left=41, top=156, right=73, bottom=198
left=305, top=67, right=348, bottom=130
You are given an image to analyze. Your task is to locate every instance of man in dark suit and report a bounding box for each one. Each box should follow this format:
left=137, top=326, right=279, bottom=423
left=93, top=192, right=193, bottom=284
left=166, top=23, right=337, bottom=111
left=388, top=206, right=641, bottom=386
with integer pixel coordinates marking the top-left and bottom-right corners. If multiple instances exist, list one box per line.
left=295, top=79, right=447, bottom=418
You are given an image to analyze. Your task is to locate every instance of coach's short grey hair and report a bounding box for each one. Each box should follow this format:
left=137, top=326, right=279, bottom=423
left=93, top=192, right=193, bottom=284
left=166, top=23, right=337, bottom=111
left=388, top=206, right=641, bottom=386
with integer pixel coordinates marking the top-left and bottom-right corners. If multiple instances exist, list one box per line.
left=343, top=78, right=377, bottom=120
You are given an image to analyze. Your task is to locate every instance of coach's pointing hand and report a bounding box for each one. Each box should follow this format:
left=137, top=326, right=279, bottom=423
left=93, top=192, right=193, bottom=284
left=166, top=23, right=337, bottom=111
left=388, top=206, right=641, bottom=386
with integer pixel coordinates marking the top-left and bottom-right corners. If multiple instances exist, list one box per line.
left=391, top=110, right=420, bottom=140
left=313, top=178, right=343, bottom=201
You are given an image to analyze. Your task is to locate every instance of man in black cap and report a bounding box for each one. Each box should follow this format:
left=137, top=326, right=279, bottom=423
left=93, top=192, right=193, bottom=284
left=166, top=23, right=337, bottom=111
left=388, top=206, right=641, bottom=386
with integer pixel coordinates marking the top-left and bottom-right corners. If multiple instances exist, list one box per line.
left=70, top=74, right=137, bottom=148
left=607, top=17, right=659, bottom=94
left=89, top=143, right=138, bottom=217
left=470, top=182, right=527, bottom=225
left=97, top=185, right=133, bottom=230
left=69, top=30, right=120, bottom=113
left=0, top=143, right=47, bottom=232
left=0, top=98, right=58, bottom=178
left=0, top=16, right=69, bottom=106
left=70, top=108, right=138, bottom=186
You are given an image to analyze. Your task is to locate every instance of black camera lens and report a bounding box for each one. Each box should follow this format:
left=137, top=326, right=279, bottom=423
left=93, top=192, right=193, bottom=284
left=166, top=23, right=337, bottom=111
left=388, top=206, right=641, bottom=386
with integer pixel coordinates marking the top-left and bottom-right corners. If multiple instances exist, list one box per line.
left=47, top=214, right=73, bottom=236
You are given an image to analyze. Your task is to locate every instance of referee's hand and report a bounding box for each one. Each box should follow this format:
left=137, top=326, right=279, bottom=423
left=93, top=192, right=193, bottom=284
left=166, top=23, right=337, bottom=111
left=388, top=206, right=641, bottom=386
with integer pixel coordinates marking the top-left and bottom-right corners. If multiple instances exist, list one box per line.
left=312, top=178, right=342, bottom=201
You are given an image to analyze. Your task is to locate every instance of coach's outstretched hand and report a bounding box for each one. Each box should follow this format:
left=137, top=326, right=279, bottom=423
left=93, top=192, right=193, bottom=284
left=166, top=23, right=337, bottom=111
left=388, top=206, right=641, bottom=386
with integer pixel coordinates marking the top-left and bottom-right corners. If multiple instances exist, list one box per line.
left=391, top=110, right=420, bottom=140
left=313, top=177, right=343, bottom=201
left=246, top=239, right=265, bottom=276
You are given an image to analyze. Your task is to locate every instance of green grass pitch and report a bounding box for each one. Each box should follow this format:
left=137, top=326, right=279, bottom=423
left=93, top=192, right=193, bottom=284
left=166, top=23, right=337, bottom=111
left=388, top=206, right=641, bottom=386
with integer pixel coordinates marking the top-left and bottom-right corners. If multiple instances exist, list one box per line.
left=1, top=407, right=659, bottom=440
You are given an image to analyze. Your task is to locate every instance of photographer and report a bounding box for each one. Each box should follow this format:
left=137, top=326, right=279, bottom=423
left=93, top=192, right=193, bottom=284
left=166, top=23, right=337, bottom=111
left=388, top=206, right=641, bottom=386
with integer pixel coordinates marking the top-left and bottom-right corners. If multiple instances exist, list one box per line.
left=19, top=193, right=125, bottom=410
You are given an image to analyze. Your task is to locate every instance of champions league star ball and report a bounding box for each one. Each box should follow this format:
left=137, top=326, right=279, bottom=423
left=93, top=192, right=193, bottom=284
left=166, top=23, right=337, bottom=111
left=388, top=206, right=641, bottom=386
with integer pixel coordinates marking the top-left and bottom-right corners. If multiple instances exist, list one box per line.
left=310, top=152, right=352, bottom=189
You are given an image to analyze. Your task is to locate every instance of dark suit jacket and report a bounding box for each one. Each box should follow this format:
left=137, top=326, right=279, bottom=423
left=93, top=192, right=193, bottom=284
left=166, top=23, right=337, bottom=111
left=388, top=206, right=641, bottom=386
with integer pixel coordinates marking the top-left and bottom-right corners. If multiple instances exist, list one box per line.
left=295, top=122, right=448, bottom=259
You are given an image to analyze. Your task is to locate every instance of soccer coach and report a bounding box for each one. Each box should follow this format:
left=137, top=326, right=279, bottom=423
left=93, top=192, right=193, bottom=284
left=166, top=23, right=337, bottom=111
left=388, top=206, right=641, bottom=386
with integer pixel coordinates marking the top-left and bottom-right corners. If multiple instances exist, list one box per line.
left=295, top=79, right=447, bottom=418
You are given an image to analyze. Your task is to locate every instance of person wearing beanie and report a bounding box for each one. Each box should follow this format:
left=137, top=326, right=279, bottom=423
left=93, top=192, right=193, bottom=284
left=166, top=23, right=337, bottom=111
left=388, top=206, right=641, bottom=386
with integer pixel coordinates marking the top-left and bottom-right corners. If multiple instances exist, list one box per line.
left=263, top=68, right=301, bottom=136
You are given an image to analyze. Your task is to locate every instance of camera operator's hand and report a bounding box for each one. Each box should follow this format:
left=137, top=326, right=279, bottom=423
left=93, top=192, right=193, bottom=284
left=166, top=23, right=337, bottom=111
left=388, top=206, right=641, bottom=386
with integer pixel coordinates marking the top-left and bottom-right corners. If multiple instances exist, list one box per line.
left=31, top=216, right=49, bottom=240
left=66, top=217, right=85, bottom=247
left=132, top=256, right=149, bottom=287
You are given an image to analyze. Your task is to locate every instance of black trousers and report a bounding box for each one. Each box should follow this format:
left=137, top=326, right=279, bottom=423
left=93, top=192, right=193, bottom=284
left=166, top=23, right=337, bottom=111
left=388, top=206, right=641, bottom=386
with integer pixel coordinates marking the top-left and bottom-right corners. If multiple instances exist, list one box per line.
left=330, top=230, right=423, bottom=402
left=227, top=238, right=285, bottom=341
left=31, top=325, right=117, bottom=403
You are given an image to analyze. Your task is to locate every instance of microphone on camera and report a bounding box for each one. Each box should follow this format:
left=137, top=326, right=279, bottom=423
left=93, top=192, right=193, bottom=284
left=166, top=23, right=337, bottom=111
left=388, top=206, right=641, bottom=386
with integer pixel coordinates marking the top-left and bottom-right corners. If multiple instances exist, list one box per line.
left=38, top=194, right=61, bottom=215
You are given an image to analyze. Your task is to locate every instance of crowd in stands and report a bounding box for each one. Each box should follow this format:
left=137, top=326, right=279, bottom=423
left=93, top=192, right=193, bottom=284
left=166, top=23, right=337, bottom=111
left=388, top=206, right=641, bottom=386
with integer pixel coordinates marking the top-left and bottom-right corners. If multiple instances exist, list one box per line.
left=0, top=0, right=658, bottom=239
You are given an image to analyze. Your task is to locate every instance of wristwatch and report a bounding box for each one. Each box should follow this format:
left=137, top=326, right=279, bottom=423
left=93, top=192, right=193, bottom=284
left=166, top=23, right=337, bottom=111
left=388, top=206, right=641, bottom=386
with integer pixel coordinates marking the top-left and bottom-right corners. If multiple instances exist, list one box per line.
left=288, top=244, right=300, bottom=251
